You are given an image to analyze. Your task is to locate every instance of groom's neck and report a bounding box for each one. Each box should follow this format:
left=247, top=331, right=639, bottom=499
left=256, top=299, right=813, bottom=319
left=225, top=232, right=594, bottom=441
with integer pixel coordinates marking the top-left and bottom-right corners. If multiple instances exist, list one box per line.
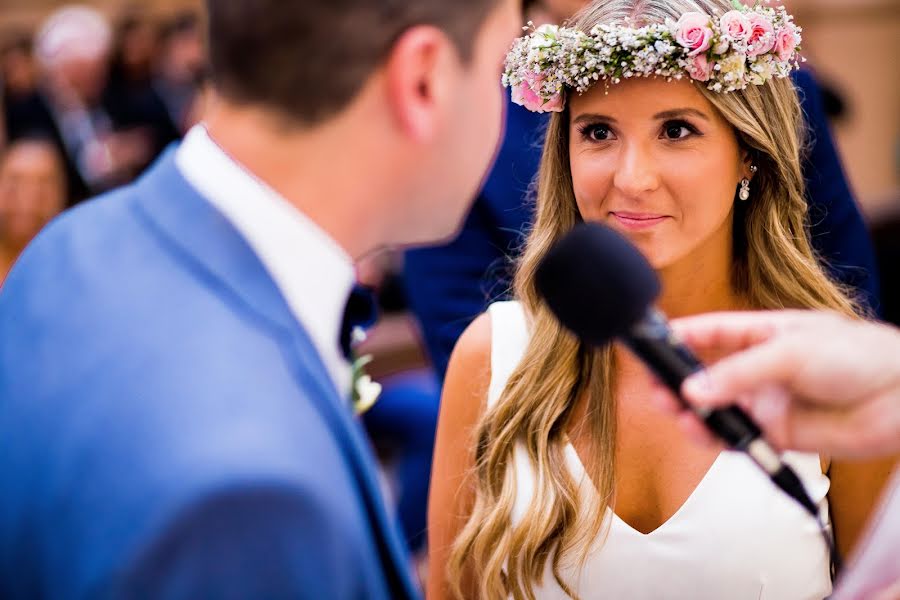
left=202, top=96, right=399, bottom=260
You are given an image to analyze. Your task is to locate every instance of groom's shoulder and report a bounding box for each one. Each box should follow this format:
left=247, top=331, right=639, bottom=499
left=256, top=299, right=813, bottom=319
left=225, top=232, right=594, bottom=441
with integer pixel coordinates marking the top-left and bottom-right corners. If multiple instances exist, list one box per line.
left=2, top=178, right=236, bottom=343
left=0, top=171, right=339, bottom=454
left=0, top=184, right=296, bottom=395
left=0, top=184, right=355, bottom=567
left=0, top=176, right=314, bottom=430
left=3, top=182, right=167, bottom=306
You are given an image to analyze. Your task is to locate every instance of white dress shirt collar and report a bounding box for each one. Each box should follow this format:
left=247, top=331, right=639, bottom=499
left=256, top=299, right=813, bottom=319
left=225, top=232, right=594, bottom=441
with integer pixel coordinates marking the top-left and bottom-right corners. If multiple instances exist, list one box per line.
left=174, top=125, right=355, bottom=395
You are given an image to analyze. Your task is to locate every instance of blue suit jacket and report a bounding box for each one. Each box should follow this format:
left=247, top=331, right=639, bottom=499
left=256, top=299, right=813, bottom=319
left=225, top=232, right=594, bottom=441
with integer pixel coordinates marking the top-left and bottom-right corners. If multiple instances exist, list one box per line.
left=405, top=70, right=881, bottom=379
left=0, top=151, right=420, bottom=599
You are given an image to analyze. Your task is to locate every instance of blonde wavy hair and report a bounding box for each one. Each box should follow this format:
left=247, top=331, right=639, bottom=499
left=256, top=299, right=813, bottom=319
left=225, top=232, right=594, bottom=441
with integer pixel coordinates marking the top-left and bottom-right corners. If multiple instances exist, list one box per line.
left=447, top=1, right=861, bottom=598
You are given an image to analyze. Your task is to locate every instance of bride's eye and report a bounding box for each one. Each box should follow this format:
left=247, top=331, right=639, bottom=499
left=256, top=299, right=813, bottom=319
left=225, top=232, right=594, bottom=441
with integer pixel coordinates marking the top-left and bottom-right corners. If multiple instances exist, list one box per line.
left=579, top=123, right=616, bottom=142
left=662, top=120, right=699, bottom=141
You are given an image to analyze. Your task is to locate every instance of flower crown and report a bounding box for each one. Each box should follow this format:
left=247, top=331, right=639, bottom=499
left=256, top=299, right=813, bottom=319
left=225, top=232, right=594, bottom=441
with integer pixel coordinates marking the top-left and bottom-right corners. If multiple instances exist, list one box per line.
left=502, top=1, right=803, bottom=113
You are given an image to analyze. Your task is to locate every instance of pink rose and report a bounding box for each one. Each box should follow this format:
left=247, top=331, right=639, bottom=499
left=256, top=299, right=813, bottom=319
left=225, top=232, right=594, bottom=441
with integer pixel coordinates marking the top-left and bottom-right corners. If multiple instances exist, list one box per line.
left=541, top=91, right=564, bottom=112
left=774, top=26, right=799, bottom=62
left=510, top=74, right=564, bottom=113
left=719, top=10, right=751, bottom=42
left=511, top=80, right=541, bottom=110
left=675, top=12, right=714, bottom=57
left=687, top=54, right=713, bottom=82
left=746, top=13, right=776, bottom=58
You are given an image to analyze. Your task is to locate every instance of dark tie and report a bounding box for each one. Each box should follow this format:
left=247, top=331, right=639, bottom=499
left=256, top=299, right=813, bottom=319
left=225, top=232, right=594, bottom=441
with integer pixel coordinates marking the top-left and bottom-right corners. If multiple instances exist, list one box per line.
left=339, top=285, right=379, bottom=360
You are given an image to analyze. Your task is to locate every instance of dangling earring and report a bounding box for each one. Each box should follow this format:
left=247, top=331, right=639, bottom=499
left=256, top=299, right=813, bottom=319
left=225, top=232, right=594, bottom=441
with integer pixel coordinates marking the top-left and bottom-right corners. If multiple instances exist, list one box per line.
left=739, top=178, right=751, bottom=201
left=739, top=165, right=757, bottom=201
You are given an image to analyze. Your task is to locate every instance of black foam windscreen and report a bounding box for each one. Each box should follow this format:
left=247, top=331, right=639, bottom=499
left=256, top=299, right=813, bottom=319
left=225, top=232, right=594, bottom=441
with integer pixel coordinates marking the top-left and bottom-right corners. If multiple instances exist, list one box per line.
left=535, top=222, right=661, bottom=345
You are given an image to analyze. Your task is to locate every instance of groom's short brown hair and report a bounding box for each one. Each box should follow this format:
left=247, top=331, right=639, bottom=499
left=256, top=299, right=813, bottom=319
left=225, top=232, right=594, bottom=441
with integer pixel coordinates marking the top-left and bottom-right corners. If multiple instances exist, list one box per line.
left=206, top=0, right=503, bottom=126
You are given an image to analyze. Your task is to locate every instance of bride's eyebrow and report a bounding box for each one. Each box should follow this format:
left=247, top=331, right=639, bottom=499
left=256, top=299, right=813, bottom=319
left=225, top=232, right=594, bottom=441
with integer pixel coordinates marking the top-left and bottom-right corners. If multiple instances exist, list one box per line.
left=653, top=108, right=709, bottom=121
left=571, top=113, right=617, bottom=127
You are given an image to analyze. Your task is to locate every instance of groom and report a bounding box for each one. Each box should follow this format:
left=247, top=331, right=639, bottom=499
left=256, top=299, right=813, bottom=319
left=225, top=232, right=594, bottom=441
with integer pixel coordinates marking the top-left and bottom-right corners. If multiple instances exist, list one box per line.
left=0, top=0, right=519, bottom=597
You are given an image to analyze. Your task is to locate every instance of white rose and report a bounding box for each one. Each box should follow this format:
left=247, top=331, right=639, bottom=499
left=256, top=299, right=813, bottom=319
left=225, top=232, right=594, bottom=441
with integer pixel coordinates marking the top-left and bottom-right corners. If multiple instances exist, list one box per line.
left=717, top=52, right=747, bottom=81
left=749, top=55, right=776, bottom=85
left=354, top=375, right=382, bottom=416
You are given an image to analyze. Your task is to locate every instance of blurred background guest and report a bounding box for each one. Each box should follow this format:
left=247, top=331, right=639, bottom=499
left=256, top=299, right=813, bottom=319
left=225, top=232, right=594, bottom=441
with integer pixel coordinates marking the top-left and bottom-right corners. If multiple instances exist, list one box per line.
left=1, top=32, right=39, bottom=109
left=154, top=10, right=206, bottom=134
left=0, top=136, right=66, bottom=284
left=105, top=9, right=181, bottom=150
left=109, top=11, right=159, bottom=87
left=6, top=5, right=118, bottom=203
left=4, top=5, right=178, bottom=205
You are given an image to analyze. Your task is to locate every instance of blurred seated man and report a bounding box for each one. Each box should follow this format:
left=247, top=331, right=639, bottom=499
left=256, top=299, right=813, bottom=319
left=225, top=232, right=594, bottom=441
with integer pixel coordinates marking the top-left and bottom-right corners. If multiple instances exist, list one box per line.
left=0, top=137, right=66, bottom=284
left=4, top=7, right=177, bottom=205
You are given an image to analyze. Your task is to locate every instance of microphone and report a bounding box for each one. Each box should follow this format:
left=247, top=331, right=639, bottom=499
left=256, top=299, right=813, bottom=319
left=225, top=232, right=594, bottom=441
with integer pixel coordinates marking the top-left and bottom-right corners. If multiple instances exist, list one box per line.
left=534, top=222, right=819, bottom=518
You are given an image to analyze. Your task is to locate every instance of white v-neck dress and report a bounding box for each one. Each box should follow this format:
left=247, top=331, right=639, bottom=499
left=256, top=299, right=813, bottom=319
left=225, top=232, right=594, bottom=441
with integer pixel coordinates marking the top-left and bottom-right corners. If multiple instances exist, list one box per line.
left=487, top=301, right=833, bottom=600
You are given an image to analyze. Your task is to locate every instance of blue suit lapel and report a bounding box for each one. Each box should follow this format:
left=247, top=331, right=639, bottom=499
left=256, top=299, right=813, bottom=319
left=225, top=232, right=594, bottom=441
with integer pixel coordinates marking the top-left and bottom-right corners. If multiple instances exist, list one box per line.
left=131, top=150, right=419, bottom=598
left=279, top=329, right=419, bottom=598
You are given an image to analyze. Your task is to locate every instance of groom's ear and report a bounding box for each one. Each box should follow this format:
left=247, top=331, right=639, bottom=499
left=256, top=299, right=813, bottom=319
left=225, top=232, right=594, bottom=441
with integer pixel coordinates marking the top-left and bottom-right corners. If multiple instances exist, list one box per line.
left=383, top=26, right=459, bottom=143
left=207, top=0, right=498, bottom=127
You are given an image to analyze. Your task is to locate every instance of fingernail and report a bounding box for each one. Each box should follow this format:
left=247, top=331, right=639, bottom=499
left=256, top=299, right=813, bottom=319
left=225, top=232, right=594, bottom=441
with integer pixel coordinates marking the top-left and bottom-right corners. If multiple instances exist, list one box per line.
left=751, top=386, right=787, bottom=424
left=684, top=371, right=715, bottom=400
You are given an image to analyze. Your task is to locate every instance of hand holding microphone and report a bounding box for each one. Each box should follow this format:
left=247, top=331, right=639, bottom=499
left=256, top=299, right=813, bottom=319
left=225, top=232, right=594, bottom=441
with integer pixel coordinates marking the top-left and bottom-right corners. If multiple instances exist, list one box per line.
left=666, top=310, right=900, bottom=460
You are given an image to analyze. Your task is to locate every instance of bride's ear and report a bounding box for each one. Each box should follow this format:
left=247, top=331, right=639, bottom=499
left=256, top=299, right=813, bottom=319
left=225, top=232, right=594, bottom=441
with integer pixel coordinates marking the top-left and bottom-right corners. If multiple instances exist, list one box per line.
left=739, top=148, right=759, bottom=182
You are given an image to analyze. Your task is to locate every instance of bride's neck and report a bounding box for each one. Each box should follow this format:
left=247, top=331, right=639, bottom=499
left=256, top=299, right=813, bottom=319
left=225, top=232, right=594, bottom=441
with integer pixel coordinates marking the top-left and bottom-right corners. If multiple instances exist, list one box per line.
left=656, top=241, right=746, bottom=319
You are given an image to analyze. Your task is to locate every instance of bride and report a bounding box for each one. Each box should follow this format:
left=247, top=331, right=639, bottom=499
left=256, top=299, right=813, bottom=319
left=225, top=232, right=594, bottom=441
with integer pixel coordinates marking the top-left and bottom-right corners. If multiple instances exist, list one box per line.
left=427, top=1, right=895, bottom=598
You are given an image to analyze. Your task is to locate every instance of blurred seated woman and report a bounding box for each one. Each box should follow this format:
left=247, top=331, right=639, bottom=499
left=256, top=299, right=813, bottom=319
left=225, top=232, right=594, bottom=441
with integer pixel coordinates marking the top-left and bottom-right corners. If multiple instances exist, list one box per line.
left=0, top=137, right=67, bottom=285
left=428, top=1, right=896, bottom=598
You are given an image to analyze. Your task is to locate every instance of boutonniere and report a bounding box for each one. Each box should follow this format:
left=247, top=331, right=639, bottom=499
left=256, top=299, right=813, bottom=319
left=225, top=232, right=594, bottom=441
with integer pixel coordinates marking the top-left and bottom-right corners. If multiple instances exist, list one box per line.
left=351, top=354, right=382, bottom=416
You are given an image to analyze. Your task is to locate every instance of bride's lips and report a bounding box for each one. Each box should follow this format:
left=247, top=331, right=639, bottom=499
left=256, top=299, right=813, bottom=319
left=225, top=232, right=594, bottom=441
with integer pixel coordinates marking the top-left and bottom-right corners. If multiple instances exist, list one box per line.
left=609, top=211, right=670, bottom=230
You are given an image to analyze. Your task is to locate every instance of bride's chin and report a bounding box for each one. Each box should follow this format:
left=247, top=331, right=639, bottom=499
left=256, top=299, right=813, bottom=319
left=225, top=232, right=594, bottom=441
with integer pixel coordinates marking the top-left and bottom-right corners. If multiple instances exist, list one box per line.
left=621, top=241, right=669, bottom=271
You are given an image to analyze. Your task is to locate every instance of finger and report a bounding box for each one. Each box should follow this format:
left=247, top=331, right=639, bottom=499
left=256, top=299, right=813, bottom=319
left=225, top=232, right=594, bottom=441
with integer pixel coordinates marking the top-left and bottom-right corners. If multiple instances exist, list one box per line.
left=781, top=405, right=870, bottom=458
left=787, top=393, right=900, bottom=459
left=671, top=310, right=815, bottom=356
left=682, top=337, right=802, bottom=408
left=743, top=385, right=792, bottom=450
left=671, top=312, right=773, bottom=353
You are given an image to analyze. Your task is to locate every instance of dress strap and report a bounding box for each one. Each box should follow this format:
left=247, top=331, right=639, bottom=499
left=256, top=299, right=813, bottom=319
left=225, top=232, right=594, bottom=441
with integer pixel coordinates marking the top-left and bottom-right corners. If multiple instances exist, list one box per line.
left=486, top=301, right=530, bottom=409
